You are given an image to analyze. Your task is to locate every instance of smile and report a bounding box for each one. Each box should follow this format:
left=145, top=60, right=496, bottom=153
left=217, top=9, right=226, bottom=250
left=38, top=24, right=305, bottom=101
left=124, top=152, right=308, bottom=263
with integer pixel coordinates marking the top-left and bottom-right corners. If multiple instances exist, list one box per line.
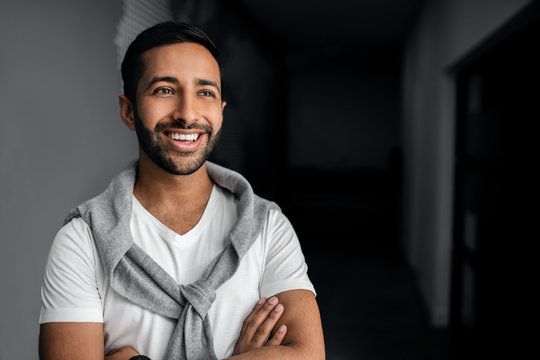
left=167, top=132, right=199, bottom=141
left=163, top=130, right=205, bottom=151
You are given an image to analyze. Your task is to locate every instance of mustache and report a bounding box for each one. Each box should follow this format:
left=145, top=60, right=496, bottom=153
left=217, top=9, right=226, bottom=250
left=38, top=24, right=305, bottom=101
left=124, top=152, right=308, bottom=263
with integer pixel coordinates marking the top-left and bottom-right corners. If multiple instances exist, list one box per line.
left=154, top=121, right=213, bottom=133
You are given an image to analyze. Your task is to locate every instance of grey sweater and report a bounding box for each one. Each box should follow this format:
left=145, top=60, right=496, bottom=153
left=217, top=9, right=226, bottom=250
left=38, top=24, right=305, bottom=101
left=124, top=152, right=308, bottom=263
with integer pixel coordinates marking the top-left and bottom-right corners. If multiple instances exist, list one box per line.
left=65, top=161, right=279, bottom=359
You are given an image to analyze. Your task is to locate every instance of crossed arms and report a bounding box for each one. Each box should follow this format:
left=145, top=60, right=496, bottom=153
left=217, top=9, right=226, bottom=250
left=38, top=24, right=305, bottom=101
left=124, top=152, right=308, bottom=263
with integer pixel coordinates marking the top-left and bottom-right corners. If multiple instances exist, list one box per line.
left=39, top=289, right=325, bottom=359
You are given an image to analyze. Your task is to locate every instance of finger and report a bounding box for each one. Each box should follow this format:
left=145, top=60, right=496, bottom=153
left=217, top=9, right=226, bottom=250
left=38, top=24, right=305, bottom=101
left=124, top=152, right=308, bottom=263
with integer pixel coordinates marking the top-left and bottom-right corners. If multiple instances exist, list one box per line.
left=240, top=298, right=266, bottom=337
left=250, top=303, right=285, bottom=346
left=244, top=298, right=267, bottom=324
left=266, top=325, right=287, bottom=346
left=233, top=297, right=271, bottom=356
left=244, top=297, right=280, bottom=340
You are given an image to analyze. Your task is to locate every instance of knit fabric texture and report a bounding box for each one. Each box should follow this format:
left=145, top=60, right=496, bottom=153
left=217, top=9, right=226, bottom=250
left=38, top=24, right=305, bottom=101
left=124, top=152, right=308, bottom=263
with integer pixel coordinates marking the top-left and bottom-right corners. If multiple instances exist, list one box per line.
left=64, top=161, right=279, bottom=359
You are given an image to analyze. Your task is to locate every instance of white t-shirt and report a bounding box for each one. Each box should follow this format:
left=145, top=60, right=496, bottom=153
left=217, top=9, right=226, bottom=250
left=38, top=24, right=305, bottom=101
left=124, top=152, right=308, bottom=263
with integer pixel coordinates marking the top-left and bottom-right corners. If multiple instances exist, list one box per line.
left=40, top=184, right=315, bottom=359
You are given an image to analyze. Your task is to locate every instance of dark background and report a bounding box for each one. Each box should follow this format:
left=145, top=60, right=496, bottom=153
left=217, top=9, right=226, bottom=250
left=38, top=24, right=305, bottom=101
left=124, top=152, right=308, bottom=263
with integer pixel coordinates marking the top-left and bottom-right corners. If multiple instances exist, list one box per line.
left=0, top=0, right=537, bottom=358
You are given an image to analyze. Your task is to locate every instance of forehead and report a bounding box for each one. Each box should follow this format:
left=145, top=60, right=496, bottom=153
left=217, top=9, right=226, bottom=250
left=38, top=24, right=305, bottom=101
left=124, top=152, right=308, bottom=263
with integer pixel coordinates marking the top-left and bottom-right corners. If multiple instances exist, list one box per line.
left=139, top=42, right=221, bottom=84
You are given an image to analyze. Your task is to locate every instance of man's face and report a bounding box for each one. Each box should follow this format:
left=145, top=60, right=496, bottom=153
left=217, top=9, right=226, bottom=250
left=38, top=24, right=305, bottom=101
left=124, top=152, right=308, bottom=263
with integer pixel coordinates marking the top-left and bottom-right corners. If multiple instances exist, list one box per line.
left=133, top=42, right=225, bottom=175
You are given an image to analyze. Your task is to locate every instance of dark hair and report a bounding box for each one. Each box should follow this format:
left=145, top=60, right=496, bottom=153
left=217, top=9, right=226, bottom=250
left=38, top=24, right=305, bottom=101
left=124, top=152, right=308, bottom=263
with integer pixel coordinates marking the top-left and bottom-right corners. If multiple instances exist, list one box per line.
left=121, top=21, right=222, bottom=103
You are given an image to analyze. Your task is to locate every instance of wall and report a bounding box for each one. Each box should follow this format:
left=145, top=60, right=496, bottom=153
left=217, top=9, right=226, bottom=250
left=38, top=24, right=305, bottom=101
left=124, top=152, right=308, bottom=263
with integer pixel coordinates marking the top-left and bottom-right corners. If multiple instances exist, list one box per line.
left=401, top=0, right=531, bottom=326
left=0, top=2, right=128, bottom=358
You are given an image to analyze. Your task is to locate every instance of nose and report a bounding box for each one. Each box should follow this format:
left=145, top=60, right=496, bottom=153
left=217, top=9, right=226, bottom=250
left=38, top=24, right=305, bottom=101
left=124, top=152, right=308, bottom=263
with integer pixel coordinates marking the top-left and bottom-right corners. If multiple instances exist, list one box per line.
left=172, top=92, right=199, bottom=126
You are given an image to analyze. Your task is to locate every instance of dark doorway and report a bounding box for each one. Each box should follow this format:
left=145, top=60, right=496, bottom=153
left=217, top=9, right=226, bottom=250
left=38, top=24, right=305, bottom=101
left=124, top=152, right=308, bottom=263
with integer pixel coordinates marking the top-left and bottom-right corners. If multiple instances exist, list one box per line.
left=451, top=3, right=539, bottom=357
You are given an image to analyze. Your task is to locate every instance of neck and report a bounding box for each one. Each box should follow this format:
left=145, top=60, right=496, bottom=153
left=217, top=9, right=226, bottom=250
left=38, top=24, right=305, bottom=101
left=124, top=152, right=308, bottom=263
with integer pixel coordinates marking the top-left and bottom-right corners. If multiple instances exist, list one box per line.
left=133, top=149, right=214, bottom=213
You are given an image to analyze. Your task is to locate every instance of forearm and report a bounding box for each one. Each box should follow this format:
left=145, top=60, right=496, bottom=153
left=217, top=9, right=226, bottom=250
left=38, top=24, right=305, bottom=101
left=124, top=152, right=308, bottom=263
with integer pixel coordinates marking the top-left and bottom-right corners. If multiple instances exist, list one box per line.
left=226, top=343, right=324, bottom=360
left=231, top=291, right=325, bottom=360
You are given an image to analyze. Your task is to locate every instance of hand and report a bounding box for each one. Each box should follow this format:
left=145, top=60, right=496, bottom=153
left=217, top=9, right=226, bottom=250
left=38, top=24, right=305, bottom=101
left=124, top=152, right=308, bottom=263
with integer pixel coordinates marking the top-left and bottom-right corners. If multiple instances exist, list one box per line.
left=105, top=346, right=140, bottom=360
left=232, top=296, right=288, bottom=356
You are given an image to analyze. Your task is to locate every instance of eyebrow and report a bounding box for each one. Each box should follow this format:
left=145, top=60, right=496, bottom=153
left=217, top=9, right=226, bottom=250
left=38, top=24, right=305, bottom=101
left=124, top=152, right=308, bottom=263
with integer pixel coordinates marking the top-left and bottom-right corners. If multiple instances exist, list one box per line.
left=196, top=78, right=221, bottom=95
left=144, top=76, right=179, bottom=91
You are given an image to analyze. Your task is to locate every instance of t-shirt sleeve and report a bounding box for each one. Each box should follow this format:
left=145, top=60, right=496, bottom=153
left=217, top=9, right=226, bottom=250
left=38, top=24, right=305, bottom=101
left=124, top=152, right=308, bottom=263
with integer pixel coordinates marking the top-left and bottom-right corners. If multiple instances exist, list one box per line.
left=39, top=217, right=104, bottom=323
left=260, top=209, right=316, bottom=298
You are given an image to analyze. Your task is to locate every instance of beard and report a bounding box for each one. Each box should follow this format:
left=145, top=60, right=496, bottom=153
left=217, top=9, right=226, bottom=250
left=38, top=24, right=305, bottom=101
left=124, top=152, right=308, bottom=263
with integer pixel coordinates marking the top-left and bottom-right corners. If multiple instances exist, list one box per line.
left=133, top=111, right=221, bottom=176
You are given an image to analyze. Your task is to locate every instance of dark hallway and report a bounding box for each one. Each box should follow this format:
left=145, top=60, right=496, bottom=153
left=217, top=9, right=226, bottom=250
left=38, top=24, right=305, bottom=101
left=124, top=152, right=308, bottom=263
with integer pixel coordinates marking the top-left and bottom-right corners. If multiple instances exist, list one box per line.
left=232, top=1, right=539, bottom=358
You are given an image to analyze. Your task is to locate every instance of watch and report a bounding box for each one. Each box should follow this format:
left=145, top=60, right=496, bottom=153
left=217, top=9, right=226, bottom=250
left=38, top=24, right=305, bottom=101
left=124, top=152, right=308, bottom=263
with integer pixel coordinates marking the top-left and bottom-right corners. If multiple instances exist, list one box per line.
left=129, top=356, right=151, bottom=360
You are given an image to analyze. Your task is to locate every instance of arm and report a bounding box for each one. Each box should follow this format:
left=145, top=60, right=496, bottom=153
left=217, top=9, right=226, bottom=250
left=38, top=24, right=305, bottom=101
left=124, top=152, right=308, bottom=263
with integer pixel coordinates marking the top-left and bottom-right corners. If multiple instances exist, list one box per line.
left=227, top=209, right=325, bottom=359
left=39, top=220, right=140, bottom=360
left=39, top=323, right=139, bottom=360
left=39, top=322, right=104, bottom=360
left=228, top=289, right=325, bottom=360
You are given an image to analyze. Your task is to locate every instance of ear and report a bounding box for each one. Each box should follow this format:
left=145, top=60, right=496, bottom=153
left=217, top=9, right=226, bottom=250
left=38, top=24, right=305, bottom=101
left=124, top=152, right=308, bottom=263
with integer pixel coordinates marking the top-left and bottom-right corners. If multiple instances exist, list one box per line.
left=119, top=95, right=136, bottom=131
left=221, top=100, right=227, bottom=111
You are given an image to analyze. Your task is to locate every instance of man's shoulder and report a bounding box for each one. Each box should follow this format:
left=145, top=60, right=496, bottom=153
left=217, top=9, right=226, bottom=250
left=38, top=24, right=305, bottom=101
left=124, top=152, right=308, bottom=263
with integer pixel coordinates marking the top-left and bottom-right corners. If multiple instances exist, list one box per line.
left=253, top=194, right=281, bottom=215
left=207, top=162, right=281, bottom=209
left=51, top=216, right=95, bottom=254
left=64, top=161, right=138, bottom=225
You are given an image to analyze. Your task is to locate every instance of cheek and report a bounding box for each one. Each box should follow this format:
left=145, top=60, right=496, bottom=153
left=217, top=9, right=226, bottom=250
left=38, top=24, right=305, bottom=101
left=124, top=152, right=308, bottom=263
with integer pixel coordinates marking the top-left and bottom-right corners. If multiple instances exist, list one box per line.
left=209, top=114, right=223, bottom=131
left=137, top=101, right=171, bottom=126
left=207, top=105, right=224, bottom=125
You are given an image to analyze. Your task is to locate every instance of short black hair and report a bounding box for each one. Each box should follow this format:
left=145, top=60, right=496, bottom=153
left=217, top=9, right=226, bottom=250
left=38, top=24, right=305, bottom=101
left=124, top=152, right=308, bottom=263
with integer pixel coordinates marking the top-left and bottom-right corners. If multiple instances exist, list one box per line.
left=121, top=21, right=222, bottom=103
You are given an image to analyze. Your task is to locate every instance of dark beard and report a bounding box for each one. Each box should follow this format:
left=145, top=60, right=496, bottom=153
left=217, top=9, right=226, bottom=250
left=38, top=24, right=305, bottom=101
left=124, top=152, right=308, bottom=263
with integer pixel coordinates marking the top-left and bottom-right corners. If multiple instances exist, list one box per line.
left=133, top=111, right=221, bottom=175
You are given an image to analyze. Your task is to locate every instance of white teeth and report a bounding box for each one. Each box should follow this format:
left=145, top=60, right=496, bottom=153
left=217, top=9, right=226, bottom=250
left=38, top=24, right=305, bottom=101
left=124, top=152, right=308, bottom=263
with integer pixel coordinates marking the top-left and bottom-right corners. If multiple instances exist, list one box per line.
left=168, top=133, right=199, bottom=141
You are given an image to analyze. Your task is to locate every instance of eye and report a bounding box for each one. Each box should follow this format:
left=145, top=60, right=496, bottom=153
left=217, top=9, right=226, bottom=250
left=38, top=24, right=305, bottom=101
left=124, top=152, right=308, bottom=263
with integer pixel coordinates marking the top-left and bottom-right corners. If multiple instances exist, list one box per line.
left=199, top=90, right=215, bottom=98
left=153, top=87, right=173, bottom=96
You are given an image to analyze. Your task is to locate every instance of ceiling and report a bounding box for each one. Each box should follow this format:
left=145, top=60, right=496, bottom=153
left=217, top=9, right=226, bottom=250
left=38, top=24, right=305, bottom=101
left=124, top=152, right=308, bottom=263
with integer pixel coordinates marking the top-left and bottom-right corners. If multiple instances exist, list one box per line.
left=238, top=0, right=424, bottom=63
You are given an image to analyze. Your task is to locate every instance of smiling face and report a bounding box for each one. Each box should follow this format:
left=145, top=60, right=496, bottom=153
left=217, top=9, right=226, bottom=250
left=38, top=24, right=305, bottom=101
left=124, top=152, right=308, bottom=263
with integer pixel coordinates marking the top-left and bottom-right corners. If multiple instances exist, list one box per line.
left=126, top=42, right=226, bottom=175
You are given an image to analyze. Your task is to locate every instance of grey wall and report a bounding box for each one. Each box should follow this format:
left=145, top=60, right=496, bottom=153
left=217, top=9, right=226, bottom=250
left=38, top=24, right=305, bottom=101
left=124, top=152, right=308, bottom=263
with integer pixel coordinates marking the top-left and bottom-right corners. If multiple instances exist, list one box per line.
left=401, top=0, right=531, bottom=327
left=0, top=1, right=131, bottom=359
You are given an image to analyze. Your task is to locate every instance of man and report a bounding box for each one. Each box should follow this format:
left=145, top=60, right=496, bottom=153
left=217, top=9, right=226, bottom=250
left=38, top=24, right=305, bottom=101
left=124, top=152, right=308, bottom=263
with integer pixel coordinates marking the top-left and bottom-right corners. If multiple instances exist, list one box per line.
left=39, top=22, right=324, bottom=360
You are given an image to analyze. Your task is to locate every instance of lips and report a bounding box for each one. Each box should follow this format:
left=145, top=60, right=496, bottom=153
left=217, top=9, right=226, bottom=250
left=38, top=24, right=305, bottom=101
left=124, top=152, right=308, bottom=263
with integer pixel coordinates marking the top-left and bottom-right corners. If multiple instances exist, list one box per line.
left=163, top=130, right=205, bottom=151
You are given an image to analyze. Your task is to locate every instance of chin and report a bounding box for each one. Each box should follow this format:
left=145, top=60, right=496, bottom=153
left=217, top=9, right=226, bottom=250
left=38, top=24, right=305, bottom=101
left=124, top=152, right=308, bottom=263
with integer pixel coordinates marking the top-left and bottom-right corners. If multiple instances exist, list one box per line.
left=154, top=153, right=207, bottom=176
